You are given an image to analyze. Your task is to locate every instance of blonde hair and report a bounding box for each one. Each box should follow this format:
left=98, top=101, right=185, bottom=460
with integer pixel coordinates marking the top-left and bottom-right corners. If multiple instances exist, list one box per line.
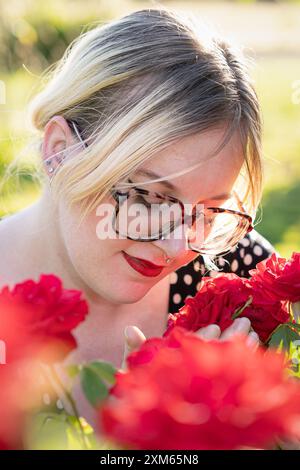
left=24, top=6, right=262, bottom=229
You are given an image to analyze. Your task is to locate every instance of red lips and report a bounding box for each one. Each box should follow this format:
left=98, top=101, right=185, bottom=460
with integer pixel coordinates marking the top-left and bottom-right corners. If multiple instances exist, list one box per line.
left=134, top=257, right=164, bottom=269
left=122, top=252, right=165, bottom=278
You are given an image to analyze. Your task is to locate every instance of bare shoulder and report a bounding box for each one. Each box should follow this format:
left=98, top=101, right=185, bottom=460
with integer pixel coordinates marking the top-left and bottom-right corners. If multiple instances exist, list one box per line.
left=0, top=213, right=27, bottom=288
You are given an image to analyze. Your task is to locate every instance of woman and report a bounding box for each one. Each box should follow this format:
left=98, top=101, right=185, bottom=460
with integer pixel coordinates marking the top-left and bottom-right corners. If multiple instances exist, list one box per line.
left=0, top=7, right=274, bottom=425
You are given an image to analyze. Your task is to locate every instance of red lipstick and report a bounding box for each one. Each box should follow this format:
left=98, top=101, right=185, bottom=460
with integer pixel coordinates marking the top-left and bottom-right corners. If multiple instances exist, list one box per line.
left=122, top=251, right=165, bottom=277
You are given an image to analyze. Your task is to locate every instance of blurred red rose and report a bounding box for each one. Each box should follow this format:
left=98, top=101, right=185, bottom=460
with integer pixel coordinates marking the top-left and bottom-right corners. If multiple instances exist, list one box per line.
left=0, top=305, right=42, bottom=449
left=0, top=274, right=89, bottom=449
left=0, top=360, right=41, bottom=450
left=99, top=327, right=300, bottom=450
left=0, top=274, right=88, bottom=359
left=249, top=252, right=300, bottom=303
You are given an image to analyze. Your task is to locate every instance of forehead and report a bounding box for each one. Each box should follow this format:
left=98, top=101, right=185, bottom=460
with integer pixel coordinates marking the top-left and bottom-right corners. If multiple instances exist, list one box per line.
left=134, top=127, right=244, bottom=203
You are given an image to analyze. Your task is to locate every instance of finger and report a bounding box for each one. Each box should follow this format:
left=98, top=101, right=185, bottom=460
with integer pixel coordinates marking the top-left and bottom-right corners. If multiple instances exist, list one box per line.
left=219, top=317, right=251, bottom=341
left=121, top=325, right=146, bottom=372
left=195, top=324, right=221, bottom=341
left=275, top=437, right=300, bottom=450
left=245, top=331, right=260, bottom=350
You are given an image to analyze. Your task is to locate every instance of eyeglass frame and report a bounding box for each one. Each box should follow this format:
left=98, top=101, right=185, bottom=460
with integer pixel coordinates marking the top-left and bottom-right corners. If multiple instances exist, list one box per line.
left=66, top=119, right=254, bottom=255
left=111, top=180, right=253, bottom=249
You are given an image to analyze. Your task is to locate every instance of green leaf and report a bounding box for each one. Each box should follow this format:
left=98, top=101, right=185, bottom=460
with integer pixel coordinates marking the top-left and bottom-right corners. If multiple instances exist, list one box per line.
left=80, top=365, right=110, bottom=408
left=287, top=340, right=300, bottom=380
left=291, top=301, right=300, bottom=322
left=87, top=361, right=117, bottom=385
left=268, top=323, right=300, bottom=351
left=286, top=321, right=300, bottom=332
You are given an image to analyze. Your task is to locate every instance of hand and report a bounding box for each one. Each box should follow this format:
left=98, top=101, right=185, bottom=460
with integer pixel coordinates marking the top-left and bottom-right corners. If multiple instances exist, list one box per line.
left=121, top=318, right=259, bottom=372
left=195, top=317, right=260, bottom=349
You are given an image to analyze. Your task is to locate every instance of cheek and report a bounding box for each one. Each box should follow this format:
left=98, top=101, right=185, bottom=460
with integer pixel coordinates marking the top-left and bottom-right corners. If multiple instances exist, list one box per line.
left=58, top=201, right=135, bottom=273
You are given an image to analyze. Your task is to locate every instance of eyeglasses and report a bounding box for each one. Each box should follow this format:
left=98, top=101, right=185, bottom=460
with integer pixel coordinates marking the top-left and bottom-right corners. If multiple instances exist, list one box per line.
left=67, top=119, right=253, bottom=256
left=110, top=181, right=253, bottom=256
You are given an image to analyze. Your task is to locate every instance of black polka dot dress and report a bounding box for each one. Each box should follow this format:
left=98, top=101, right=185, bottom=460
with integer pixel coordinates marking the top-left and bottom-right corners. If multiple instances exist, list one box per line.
left=168, top=228, right=277, bottom=314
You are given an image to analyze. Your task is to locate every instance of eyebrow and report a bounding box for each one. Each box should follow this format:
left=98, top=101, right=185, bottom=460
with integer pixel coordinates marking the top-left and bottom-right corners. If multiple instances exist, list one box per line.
left=134, top=169, right=232, bottom=202
left=135, top=169, right=176, bottom=191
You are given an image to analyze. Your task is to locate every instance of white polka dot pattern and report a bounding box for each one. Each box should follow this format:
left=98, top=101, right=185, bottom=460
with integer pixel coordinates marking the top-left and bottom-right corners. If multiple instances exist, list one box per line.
left=173, top=293, right=182, bottom=304
left=240, top=237, right=250, bottom=247
left=253, top=244, right=263, bottom=256
left=193, top=260, right=200, bottom=272
left=183, top=274, right=193, bottom=285
left=170, top=272, right=178, bottom=284
left=231, top=259, right=239, bottom=272
left=243, top=254, right=253, bottom=266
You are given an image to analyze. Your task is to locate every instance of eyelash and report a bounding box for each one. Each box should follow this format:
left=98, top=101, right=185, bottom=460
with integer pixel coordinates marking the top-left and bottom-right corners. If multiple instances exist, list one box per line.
left=128, top=178, right=171, bottom=199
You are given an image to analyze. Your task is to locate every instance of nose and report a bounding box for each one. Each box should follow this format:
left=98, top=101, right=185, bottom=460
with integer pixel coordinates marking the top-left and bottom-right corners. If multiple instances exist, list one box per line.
left=152, top=223, right=191, bottom=260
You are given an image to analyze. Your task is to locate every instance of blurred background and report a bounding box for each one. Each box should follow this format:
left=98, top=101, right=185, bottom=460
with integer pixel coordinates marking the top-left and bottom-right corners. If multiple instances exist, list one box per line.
left=0, top=0, right=299, bottom=258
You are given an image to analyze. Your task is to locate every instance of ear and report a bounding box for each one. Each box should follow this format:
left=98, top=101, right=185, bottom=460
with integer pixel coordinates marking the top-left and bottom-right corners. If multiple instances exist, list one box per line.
left=42, top=115, right=77, bottom=176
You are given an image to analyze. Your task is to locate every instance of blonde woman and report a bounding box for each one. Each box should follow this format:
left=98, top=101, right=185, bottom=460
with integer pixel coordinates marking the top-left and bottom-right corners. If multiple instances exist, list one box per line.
left=0, top=8, right=275, bottom=425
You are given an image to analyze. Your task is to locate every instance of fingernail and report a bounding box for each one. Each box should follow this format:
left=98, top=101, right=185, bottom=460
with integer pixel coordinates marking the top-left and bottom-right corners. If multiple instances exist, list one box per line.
left=234, top=317, right=250, bottom=331
left=200, top=324, right=221, bottom=338
left=206, top=324, right=220, bottom=334
left=124, top=325, right=134, bottom=343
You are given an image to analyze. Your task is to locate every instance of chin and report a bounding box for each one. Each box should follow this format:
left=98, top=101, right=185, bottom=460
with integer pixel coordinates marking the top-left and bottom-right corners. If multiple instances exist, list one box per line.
left=85, top=277, right=150, bottom=305
left=100, top=292, right=146, bottom=306
left=107, top=283, right=151, bottom=304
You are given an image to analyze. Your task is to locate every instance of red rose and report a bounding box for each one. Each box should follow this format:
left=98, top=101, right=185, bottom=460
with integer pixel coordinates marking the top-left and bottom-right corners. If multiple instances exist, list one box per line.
left=241, top=287, right=290, bottom=342
left=249, top=252, right=300, bottom=303
left=0, top=274, right=89, bottom=448
left=99, top=327, right=300, bottom=450
left=0, top=274, right=88, bottom=358
left=164, top=273, right=251, bottom=338
left=164, top=271, right=291, bottom=343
